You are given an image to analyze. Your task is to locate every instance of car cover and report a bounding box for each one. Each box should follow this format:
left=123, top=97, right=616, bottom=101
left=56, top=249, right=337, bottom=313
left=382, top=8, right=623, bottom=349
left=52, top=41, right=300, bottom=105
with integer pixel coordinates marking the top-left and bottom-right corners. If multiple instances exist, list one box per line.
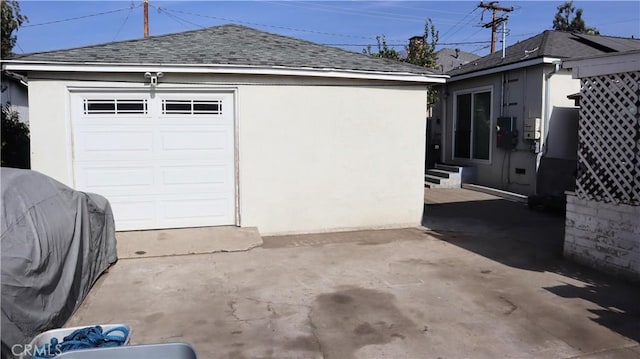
left=1, top=168, right=117, bottom=358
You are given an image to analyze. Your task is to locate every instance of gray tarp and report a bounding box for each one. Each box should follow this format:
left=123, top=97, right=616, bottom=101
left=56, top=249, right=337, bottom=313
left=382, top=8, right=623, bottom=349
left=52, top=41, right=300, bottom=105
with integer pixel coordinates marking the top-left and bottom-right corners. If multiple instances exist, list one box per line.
left=1, top=168, right=117, bottom=358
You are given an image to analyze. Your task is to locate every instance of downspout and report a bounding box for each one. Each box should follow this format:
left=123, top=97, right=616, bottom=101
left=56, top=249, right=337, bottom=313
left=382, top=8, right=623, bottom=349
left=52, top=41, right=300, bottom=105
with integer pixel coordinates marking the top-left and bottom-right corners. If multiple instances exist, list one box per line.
left=541, top=61, right=562, bottom=170
left=441, top=83, right=447, bottom=164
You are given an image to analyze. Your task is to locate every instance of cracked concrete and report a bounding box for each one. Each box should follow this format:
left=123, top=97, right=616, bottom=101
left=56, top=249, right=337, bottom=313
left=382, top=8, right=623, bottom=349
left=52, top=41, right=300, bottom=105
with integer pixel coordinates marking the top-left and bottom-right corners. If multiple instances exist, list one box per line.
left=66, top=189, right=639, bottom=358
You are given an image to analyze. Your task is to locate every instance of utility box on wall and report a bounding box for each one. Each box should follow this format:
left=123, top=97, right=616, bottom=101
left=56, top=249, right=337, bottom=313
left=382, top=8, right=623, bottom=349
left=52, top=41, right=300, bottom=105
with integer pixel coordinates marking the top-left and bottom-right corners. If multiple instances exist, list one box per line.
left=524, top=117, right=541, bottom=140
left=497, top=116, right=517, bottom=149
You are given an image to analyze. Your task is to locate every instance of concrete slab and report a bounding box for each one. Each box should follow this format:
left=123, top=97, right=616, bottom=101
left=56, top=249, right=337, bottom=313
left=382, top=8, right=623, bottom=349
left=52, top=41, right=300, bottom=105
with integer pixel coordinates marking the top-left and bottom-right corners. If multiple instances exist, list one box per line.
left=116, top=226, right=262, bottom=259
left=66, top=189, right=640, bottom=358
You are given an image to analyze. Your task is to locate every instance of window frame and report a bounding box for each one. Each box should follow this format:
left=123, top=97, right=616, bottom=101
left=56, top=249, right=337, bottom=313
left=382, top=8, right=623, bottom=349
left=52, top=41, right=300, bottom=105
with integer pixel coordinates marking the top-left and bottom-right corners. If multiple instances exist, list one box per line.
left=83, top=98, right=149, bottom=116
left=451, top=86, right=494, bottom=164
left=161, top=99, right=223, bottom=116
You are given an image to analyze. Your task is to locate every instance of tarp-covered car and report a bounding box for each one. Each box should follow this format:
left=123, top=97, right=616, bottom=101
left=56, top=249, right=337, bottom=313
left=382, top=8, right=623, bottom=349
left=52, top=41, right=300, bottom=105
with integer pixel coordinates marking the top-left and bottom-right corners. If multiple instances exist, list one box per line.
left=1, top=168, right=117, bottom=358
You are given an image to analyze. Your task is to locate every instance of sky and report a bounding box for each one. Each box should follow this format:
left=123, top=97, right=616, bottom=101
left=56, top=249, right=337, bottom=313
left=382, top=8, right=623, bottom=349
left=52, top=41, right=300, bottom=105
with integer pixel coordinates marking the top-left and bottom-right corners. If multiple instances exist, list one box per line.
left=12, top=1, right=640, bottom=57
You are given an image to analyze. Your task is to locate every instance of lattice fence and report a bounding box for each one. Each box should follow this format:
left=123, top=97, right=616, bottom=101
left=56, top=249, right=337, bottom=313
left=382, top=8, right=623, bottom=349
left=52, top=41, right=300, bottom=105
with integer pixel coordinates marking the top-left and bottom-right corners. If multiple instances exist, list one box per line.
left=576, top=71, right=640, bottom=205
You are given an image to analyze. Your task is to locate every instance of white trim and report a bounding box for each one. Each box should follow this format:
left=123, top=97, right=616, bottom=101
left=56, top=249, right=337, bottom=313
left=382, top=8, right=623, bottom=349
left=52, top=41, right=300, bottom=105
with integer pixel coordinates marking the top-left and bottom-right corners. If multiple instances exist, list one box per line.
left=563, top=50, right=640, bottom=78
left=233, top=88, right=241, bottom=227
left=3, top=61, right=447, bottom=83
left=448, top=57, right=562, bottom=82
left=451, top=85, right=494, bottom=165
left=66, top=86, right=240, bottom=228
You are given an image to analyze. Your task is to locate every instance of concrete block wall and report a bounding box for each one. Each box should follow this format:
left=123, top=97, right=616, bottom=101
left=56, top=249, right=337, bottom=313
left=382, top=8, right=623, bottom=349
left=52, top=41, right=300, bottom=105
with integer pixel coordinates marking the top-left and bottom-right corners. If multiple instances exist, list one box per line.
left=564, top=192, right=640, bottom=282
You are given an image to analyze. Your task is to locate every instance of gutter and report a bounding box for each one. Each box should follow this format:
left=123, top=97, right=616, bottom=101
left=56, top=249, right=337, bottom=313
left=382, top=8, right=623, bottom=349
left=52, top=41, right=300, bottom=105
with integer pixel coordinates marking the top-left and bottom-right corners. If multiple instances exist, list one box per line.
left=2, top=61, right=448, bottom=84
left=447, top=57, right=562, bottom=82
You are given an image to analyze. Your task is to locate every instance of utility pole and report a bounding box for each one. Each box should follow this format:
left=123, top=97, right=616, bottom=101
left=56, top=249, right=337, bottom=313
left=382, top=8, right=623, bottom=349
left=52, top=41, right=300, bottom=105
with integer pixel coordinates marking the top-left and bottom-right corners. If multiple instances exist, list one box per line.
left=478, top=1, right=513, bottom=54
left=143, top=0, right=149, bottom=38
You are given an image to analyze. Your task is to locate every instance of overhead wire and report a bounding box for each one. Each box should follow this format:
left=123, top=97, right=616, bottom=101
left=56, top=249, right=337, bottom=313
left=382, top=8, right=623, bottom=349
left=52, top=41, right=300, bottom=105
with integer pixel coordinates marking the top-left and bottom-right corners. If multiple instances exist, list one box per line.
left=324, top=40, right=491, bottom=47
left=150, top=6, right=377, bottom=41
left=438, top=7, right=479, bottom=42
left=112, top=2, right=137, bottom=41
left=23, top=5, right=141, bottom=28
left=152, top=5, right=206, bottom=30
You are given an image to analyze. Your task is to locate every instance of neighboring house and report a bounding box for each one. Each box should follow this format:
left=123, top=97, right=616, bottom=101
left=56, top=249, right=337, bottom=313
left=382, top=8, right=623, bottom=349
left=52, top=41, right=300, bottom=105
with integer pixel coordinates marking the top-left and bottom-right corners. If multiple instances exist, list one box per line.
left=2, top=24, right=446, bottom=235
left=562, top=50, right=639, bottom=282
left=435, top=48, right=480, bottom=73
left=431, top=31, right=640, bottom=195
left=1, top=70, right=28, bottom=123
left=426, top=48, right=480, bottom=168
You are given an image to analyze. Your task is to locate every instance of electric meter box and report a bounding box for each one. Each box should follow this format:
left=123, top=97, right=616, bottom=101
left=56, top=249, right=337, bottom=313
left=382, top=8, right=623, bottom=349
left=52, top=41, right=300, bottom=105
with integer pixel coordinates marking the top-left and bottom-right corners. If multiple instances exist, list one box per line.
left=524, top=117, right=541, bottom=140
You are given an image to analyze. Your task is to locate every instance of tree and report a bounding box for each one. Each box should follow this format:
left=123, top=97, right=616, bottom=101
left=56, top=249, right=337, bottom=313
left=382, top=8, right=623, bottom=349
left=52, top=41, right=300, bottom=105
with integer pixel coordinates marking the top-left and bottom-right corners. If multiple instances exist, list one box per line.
left=363, top=35, right=402, bottom=61
left=1, top=104, right=30, bottom=168
left=1, top=0, right=27, bottom=58
left=553, top=1, right=599, bottom=35
left=364, top=19, right=441, bottom=109
left=405, top=18, right=439, bottom=69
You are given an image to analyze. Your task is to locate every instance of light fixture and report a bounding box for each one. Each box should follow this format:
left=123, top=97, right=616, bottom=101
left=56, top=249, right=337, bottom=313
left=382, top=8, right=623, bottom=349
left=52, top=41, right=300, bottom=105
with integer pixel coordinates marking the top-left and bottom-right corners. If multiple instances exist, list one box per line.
left=144, top=71, right=164, bottom=86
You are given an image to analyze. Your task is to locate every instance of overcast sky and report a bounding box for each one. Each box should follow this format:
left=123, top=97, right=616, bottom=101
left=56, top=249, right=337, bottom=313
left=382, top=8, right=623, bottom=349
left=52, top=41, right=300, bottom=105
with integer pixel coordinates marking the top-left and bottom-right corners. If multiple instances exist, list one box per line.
left=14, top=1, right=640, bottom=57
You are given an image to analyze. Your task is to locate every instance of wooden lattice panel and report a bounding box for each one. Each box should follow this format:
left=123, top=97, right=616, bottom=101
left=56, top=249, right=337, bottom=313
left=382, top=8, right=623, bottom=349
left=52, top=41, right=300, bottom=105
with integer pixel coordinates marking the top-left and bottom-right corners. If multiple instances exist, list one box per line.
left=576, top=71, right=640, bottom=205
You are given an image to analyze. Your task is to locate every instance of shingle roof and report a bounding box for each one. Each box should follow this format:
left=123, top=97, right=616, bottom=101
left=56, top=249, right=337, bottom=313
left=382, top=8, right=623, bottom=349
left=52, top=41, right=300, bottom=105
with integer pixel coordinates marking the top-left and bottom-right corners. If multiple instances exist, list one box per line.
left=11, top=24, right=437, bottom=76
left=447, top=31, right=640, bottom=77
left=435, top=48, right=480, bottom=73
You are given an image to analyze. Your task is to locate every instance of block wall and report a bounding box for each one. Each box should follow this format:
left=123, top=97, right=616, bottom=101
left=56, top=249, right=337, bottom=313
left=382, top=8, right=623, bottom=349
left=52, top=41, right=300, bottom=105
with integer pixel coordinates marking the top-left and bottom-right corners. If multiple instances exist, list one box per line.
left=564, top=192, right=640, bottom=282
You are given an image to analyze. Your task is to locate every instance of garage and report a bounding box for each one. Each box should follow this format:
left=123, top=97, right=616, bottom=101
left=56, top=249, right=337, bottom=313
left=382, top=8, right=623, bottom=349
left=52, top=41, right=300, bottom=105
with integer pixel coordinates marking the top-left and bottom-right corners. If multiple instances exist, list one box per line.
left=5, top=24, right=446, bottom=234
left=71, top=91, right=236, bottom=230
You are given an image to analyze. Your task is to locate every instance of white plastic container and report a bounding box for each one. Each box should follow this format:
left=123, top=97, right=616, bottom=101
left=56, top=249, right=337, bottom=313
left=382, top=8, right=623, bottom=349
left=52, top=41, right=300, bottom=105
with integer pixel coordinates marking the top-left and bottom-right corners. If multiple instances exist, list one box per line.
left=21, top=324, right=131, bottom=359
left=56, top=343, right=198, bottom=359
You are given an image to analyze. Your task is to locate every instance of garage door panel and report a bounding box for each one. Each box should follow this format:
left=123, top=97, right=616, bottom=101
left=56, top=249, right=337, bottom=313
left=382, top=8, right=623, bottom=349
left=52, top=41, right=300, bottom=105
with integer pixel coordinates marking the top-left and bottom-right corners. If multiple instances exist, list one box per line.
left=109, top=198, right=157, bottom=230
left=161, top=165, right=228, bottom=186
left=81, top=166, right=154, bottom=189
left=161, top=195, right=232, bottom=220
left=159, top=129, right=230, bottom=153
left=72, top=91, right=236, bottom=231
left=74, top=129, right=154, bottom=161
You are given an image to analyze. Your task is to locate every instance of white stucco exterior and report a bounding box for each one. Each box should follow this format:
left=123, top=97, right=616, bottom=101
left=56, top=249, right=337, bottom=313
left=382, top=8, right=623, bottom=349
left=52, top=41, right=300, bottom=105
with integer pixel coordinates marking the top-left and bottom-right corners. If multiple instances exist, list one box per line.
left=25, top=73, right=427, bottom=234
left=438, top=64, right=580, bottom=196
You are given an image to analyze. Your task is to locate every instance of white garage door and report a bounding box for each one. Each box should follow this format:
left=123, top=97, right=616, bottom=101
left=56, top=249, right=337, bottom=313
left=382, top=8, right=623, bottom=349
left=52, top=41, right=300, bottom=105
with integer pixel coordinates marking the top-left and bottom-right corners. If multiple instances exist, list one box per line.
left=71, top=90, right=236, bottom=231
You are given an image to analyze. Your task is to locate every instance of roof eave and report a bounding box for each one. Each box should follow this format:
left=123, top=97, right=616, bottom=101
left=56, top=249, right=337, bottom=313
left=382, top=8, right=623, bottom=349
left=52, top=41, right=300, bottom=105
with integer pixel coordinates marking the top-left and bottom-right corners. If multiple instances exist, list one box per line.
left=2, top=61, right=448, bottom=84
left=446, top=57, right=562, bottom=83
left=562, top=49, right=640, bottom=78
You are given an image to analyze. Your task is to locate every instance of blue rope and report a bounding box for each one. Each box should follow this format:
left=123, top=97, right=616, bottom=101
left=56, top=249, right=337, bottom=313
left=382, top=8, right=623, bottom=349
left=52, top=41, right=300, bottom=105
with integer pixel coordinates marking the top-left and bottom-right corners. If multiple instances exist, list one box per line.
left=33, top=325, right=129, bottom=359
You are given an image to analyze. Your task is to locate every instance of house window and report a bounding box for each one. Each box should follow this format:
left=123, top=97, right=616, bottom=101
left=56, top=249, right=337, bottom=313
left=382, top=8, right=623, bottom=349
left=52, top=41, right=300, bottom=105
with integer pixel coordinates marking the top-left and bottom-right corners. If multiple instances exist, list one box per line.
left=162, top=100, right=222, bottom=115
left=84, top=99, right=147, bottom=115
left=454, top=90, right=491, bottom=161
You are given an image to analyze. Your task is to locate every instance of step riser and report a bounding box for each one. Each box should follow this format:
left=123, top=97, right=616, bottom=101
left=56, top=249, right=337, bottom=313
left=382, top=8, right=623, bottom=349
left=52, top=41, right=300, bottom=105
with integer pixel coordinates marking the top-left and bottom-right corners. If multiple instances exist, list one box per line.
left=426, top=164, right=464, bottom=189
left=435, top=163, right=463, bottom=174
left=427, top=171, right=462, bottom=180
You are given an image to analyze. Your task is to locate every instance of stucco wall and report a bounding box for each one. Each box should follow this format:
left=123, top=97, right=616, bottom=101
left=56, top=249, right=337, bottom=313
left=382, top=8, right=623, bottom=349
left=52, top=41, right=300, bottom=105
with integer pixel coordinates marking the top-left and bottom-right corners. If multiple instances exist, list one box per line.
left=26, top=73, right=427, bottom=234
left=441, top=65, right=580, bottom=196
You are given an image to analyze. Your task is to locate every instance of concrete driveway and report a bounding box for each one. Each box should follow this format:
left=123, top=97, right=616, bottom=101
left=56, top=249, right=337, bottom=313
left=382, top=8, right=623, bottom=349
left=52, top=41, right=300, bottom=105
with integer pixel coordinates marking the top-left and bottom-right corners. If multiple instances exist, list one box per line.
left=67, top=189, right=640, bottom=358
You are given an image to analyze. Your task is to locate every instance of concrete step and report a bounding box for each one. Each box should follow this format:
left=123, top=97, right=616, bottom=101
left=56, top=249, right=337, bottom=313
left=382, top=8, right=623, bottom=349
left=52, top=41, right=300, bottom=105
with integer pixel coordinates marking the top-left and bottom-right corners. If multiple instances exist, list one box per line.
left=425, top=174, right=442, bottom=185
left=426, top=169, right=452, bottom=179
left=435, top=163, right=463, bottom=173
left=425, top=174, right=461, bottom=189
left=461, top=183, right=528, bottom=203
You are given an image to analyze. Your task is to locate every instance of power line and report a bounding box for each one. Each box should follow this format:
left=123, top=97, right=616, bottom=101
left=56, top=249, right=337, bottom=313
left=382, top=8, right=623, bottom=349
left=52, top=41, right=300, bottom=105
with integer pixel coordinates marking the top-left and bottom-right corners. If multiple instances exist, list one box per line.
left=477, top=1, right=513, bottom=54
left=470, top=44, right=491, bottom=54
left=324, top=40, right=492, bottom=47
left=112, top=2, right=138, bottom=41
left=151, top=6, right=206, bottom=30
left=439, top=7, right=479, bottom=41
left=153, top=6, right=378, bottom=41
left=23, top=5, right=141, bottom=27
